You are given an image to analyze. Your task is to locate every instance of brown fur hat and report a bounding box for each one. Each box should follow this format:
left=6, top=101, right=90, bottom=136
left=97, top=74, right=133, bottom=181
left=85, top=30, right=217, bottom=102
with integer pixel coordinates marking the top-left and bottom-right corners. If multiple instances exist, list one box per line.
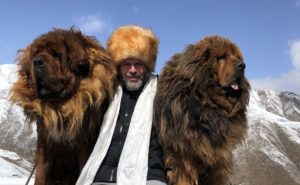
left=107, top=25, right=159, bottom=72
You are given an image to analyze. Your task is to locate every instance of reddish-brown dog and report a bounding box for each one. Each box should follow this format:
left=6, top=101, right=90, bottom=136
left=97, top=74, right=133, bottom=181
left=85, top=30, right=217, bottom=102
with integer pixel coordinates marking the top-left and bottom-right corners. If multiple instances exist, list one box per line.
left=10, top=28, right=116, bottom=185
left=154, top=35, right=250, bottom=185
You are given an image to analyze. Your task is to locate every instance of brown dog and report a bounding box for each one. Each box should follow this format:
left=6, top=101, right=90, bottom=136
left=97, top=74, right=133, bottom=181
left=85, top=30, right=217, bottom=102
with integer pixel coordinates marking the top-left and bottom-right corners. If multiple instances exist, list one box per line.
left=9, top=28, right=117, bottom=185
left=154, top=35, right=250, bottom=185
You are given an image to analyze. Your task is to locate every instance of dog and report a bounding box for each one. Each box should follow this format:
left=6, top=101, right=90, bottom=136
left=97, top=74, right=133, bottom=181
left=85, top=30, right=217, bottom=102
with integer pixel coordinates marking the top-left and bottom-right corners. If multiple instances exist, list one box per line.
left=9, top=28, right=117, bottom=185
left=154, top=35, right=250, bottom=185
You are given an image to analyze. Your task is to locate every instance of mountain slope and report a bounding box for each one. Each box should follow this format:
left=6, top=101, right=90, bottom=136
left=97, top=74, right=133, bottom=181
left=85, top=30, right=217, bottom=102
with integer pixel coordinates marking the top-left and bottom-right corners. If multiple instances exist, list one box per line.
left=0, top=64, right=36, bottom=162
left=231, top=90, right=300, bottom=185
left=0, top=149, right=33, bottom=178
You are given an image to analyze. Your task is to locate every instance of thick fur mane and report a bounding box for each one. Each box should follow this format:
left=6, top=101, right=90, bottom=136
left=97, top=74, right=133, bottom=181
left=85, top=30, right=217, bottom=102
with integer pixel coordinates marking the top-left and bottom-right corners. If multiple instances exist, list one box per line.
left=10, top=28, right=117, bottom=141
left=154, top=35, right=250, bottom=185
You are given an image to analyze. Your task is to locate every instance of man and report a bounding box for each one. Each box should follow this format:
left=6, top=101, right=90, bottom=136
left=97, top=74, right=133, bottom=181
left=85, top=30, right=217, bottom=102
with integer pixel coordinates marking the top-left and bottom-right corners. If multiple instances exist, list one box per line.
left=76, top=25, right=167, bottom=185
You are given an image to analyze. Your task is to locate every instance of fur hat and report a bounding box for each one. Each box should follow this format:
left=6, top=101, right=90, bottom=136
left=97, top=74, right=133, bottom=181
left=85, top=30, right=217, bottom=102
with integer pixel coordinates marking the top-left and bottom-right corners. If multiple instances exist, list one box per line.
left=107, top=25, right=159, bottom=72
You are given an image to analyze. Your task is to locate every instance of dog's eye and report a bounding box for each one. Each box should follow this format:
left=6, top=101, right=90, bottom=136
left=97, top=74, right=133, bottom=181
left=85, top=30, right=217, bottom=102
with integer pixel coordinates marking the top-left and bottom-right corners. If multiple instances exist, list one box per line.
left=218, top=58, right=226, bottom=63
left=217, top=55, right=226, bottom=62
left=72, top=61, right=90, bottom=77
left=53, top=53, right=61, bottom=61
left=187, top=60, right=199, bottom=66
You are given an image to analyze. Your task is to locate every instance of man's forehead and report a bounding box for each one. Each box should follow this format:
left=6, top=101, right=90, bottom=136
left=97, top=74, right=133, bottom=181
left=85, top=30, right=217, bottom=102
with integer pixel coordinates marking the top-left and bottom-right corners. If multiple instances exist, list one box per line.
left=122, top=58, right=144, bottom=65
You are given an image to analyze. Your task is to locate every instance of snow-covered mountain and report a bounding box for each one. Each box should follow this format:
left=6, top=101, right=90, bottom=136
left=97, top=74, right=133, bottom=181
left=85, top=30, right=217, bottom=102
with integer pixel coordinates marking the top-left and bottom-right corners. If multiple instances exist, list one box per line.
left=254, top=89, right=300, bottom=121
left=231, top=90, right=300, bottom=185
left=0, top=64, right=299, bottom=184
left=0, top=149, right=34, bottom=185
left=0, top=64, right=36, bottom=162
left=0, top=64, right=36, bottom=184
left=0, top=149, right=33, bottom=178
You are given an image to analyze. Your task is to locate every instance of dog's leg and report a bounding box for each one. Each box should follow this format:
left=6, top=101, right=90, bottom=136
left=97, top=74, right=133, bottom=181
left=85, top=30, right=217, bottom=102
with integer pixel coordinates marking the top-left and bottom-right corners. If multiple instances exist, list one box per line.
left=165, top=153, right=186, bottom=185
left=167, top=168, right=194, bottom=185
left=78, top=144, right=89, bottom=171
left=204, top=160, right=230, bottom=185
left=34, top=140, right=47, bottom=185
left=165, top=153, right=200, bottom=185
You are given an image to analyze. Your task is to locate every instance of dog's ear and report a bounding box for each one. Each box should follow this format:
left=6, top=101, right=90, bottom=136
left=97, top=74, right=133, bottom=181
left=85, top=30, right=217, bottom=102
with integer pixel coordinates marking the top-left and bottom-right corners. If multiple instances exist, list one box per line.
left=201, top=48, right=211, bottom=62
left=70, top=60, right=90, bottom=77
left=185, top=47, right=211, bottom=67
left=17, top=48, right=35, bottom=88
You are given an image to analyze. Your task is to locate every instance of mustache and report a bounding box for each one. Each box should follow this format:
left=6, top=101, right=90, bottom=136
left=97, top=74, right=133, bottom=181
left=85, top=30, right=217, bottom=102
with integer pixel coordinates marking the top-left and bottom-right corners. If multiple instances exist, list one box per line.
left=126, top=72, right=142, bottom=77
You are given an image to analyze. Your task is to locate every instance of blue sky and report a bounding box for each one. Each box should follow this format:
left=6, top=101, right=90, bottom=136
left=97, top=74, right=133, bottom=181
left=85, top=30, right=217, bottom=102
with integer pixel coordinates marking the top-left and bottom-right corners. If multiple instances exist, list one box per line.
left=1, top=0, right=300, bottom=94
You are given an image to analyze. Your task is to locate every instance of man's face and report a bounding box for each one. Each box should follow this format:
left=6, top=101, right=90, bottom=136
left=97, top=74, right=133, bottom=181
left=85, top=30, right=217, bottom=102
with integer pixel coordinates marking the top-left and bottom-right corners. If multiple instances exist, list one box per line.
left=119, top=58, right=148, bottom=91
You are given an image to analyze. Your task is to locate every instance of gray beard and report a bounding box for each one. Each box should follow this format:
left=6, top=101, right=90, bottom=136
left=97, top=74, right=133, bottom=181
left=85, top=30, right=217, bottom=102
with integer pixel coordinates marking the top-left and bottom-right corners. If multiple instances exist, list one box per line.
left=122, top=73, right=150, bottom=91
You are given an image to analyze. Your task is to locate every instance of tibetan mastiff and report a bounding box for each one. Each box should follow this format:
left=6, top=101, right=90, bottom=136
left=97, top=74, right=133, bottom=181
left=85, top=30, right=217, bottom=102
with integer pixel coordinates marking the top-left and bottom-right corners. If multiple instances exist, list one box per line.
left=154, top=35, right=250, bottom=185
left=9, top=28, right=117, bottom=185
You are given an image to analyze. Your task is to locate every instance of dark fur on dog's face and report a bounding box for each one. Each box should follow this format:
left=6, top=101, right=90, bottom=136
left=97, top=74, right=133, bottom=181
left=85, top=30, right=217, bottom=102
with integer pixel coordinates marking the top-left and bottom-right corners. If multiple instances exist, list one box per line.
left=20, top=28, right=105, bottom=102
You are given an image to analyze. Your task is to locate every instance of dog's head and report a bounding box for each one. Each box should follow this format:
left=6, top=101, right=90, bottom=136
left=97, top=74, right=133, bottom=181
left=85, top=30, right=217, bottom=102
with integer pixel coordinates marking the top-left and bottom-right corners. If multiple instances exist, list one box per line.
left=212, top=37, right=247, bottom=97
left=178, top=35, right=249, bottom=99
left=10, top=28, right=116, bottom=140
left=19, top=28, right=109, bottom=102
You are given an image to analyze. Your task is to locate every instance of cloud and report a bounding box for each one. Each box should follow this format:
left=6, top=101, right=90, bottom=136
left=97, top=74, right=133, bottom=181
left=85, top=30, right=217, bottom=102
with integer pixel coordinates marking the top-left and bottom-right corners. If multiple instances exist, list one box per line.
left=74, top=15, right=111, bottom=35
left=132, top=6, right=140, bottom=14
left=250, top=70, right=300, bottom=94
left=250, top=39, right=300, bottom=95
left=290, top=40, right=300, bottom=69
left=297, top=0, right=300, bottom=7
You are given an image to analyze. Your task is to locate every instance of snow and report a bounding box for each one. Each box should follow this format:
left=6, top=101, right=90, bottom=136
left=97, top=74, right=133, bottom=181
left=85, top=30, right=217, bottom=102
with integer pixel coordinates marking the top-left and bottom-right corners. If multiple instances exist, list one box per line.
left=292, top=105, right=300, bottom=115
left=248, top=90, right=293, bottom=122
left=0, top=149, right=35, bottom=185
left=0, top=178, right=34, bottom=185
left=0, top=65, right=33, bottom=181
left=0, top=64, right=18, bottom=91
left=232, top=90, right=300, bottom=184
left=0, top=149, right=35, bottom=184
left=0, top=149, right=33, bottom=177
left=0, top=64, right=20, bottom=125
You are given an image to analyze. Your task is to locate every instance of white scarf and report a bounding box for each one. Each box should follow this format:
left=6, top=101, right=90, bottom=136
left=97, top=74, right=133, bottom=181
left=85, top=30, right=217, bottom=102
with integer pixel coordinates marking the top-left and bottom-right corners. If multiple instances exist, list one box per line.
left=76, top=75, right=157, bottom=185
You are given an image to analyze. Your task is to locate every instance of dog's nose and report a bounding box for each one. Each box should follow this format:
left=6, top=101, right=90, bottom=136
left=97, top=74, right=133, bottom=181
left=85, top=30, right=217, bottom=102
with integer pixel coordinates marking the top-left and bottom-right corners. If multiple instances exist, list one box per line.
left=34, top=57, right=44, bottom=68
left=236, top=63, right=245, bottom=71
